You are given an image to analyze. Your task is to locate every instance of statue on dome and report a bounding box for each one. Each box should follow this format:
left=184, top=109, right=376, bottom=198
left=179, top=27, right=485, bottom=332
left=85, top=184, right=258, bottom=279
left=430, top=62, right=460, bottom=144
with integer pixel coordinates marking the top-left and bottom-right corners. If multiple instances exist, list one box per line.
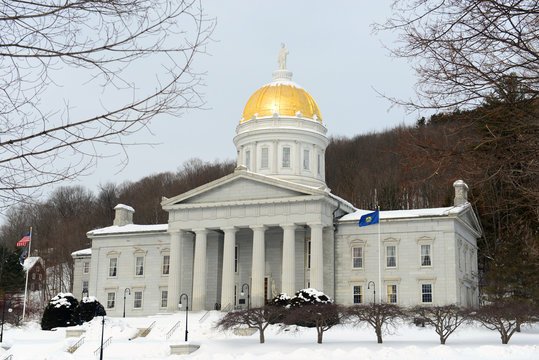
left=278, top=43, right=289, bottom=70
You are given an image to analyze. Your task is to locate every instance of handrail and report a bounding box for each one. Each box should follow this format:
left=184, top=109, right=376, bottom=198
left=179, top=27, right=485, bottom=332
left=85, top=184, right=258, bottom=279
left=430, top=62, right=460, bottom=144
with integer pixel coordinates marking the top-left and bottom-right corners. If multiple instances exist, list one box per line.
left=1, top=354, right=13, bottom=360
left=165, top=320, right=181, bottom=340
left=199, top=310, right=211, bottom=323
left=67, top=336, right=85, bottom=353
left=221, top=303, right=233, bottom=312
left=140, top=321, right=156, bottom=337
left=94, top=336, right=112, bottom=356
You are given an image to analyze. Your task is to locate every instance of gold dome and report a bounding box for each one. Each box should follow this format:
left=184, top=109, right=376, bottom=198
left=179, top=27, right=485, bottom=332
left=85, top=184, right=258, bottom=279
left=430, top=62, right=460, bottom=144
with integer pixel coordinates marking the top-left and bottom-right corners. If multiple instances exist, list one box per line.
left=241, top=81, right=322, bottom=123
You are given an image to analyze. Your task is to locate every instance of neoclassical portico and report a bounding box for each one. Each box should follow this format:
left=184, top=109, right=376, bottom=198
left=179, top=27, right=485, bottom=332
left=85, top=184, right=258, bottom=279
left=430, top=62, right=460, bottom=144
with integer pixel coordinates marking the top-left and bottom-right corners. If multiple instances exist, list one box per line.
left=161, top=168, right=349, bottom=311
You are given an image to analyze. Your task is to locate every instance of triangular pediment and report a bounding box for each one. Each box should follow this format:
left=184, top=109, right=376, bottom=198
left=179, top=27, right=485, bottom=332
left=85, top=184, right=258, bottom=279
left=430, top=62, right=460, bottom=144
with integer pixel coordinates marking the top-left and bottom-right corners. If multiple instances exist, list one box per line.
left=456, top=205, right=482, bottom=237
left=161, top=169, right=323, bottom=207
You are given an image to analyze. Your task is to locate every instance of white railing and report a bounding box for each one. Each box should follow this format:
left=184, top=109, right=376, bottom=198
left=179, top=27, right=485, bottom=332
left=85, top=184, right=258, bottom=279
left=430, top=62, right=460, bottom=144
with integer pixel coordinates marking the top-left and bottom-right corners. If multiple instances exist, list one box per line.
left=165, top=320, right=181, bottom=340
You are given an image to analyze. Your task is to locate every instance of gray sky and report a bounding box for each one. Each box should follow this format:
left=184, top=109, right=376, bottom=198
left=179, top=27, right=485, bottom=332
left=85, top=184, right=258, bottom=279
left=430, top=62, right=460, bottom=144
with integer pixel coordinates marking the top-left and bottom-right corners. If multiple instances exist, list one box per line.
left=72, top=1, right=418, bottom=192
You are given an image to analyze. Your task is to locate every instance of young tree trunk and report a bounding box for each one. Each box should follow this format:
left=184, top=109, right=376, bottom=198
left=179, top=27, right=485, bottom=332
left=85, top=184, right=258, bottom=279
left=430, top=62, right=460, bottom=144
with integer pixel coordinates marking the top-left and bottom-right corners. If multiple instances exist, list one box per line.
left=259, top=329, right=265, bottom=344
left=317, top=330, right=323, bottom=344
left=376, top=327, right=383, bottom=343
left=440, top=335, right=446, bottom=345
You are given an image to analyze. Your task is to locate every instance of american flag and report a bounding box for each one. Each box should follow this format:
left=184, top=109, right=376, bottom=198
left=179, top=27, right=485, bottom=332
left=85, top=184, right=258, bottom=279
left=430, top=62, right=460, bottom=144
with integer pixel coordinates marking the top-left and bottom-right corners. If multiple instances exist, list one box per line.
left=17, top=232, right=31, bottom=247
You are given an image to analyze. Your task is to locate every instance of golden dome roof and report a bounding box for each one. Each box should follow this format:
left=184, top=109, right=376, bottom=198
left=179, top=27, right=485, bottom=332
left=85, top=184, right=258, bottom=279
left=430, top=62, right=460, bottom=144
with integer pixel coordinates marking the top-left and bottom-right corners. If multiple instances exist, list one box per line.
left=241, top=77, right=322, bottom=123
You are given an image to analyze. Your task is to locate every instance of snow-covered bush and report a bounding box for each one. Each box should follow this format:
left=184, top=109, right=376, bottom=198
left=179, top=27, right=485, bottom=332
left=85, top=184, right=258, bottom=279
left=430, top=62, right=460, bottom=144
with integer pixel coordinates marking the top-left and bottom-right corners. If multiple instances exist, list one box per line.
left=290, top=288, right=333, bottom=307
left=73, top=296, right=106, bottom=324
left=41, top=293, right=79, bottom=330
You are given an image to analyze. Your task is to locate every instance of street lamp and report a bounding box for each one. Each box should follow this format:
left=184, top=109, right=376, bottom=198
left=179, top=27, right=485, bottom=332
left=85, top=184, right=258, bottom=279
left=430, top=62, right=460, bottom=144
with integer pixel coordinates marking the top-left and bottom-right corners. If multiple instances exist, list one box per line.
left=240, top=283, right=250, bottom=310
left=179, top=293, right=189, bottom=342
left=95, top=304, right=106, bottom=360
left=1, top=300, right=12, bottom=343
left=123, top=288, right=131, bottom=318
left=367, top=281, right=376, bottom=304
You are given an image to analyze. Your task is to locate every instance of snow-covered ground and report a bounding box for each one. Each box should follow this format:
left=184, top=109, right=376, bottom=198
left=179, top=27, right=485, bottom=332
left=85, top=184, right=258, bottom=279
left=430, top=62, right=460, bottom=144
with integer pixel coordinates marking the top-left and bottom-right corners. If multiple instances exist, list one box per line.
left=1, top=311, right=538, bottom=360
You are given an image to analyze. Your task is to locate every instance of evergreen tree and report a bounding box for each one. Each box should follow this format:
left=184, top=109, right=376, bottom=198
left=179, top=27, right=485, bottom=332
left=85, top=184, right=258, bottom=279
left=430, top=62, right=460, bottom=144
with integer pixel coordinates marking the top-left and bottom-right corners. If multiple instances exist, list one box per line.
left=0, top=246, right=25, bottom=295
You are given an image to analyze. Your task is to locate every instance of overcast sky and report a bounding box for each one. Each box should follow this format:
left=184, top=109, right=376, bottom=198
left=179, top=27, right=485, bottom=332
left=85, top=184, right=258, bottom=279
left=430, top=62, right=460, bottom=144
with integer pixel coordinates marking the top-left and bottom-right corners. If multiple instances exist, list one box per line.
left=70, top=1, right=418, bottom=193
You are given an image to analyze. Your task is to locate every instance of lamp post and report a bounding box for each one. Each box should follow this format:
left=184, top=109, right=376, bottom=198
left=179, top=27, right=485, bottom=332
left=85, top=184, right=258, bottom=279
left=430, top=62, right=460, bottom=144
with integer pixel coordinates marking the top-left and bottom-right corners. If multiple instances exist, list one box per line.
left=1, top=300, right=12, bottom=343
left=179, top=293, right=189, bottom=342
left=240, top=283, right=250, bottom=310
left=95, top=304, right=106, bottom=360
left=367, top=281, right=376, bottom=304
left=123, top=288, right=131, bottom=318
left=99, top=314, right=105, bottom=360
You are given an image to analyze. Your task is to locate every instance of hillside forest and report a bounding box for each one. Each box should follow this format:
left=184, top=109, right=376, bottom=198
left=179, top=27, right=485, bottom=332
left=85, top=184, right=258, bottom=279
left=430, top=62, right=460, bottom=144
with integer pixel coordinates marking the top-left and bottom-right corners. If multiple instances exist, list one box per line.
left=0, top=97, right=537, bottom=306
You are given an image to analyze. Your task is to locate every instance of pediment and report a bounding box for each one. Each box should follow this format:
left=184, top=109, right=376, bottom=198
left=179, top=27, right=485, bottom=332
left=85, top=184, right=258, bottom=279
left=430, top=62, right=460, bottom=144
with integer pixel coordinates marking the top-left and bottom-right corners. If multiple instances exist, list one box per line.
left=457, top=206, right=482, bottom=237
left=162, top=170, right=322, bottom=207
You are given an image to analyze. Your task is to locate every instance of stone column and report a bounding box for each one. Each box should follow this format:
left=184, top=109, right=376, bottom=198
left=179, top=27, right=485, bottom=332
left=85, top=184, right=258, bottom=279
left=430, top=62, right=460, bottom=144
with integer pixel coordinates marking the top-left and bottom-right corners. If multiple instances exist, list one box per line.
left=167, top=230, right=182, bottom=311
left=281, top=224, right=296, bottom=296
left=192, top=228, right=208, bottom=311
left=250, top=225, right=267, bottom=307
left=310, top=223, right=324, bottom=291
left=221, top=227, right=237, bottom=310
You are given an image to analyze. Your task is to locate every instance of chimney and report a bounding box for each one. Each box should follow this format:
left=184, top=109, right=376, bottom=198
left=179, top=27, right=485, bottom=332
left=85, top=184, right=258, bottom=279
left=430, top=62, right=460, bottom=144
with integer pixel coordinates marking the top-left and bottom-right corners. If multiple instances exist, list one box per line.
left=453, top=180, right=469, bottom=206
left=113, top=204, right=135, bottom=226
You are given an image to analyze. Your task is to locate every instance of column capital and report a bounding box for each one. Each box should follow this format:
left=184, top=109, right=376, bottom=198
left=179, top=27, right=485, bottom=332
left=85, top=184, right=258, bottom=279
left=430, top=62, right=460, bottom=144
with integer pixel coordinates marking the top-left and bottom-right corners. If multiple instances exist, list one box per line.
left=249, top=224, right=268, bottom=231
left=280, top=223, right=297, bottom=231
left=221, top=226, right=238, bottom=234
left=192, top=228, right=209, bottom=235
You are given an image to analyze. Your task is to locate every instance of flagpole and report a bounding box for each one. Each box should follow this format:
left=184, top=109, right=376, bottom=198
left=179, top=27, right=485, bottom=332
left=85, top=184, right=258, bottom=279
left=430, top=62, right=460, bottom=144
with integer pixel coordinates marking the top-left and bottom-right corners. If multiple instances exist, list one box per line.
left=377, top=207, right=381, bottom=303
left=22, top=227, right=32, bottom=322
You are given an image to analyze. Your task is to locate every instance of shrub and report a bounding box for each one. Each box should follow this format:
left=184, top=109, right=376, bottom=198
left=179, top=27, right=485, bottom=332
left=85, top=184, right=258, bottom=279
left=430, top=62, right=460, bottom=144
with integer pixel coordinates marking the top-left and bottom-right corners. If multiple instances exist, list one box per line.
left=41, top=293, right=79, bottom=330
left=73, top=296, right=106, bottom=324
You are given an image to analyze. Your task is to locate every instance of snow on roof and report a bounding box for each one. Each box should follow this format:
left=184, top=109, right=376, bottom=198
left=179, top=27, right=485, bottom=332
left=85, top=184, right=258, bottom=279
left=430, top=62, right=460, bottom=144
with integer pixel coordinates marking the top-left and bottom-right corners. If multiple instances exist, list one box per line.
left=23, top=257, right=42, bottom=271
left=114, top=204, right=135, bottom=212
left=87, top=223, right=168, bottom=236
left=71, top=248, right=92, bottom=257
left=339, top=203, right=470, bottom=222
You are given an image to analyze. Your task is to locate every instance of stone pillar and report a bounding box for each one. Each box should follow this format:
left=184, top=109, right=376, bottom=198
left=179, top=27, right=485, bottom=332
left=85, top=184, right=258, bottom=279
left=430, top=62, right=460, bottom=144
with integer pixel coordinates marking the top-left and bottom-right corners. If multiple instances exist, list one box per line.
left=281, top=224, right=296, bottom=296
left=221, top=227, right=237, bottom=310
left=310, top=223, right=324, bottom=291
left=192, top=229, right=208, bottom=311
left=250, top=225, right=267, bottom=307
left=167, top=230, right=182, bottom=311
left=453, top=180, right=469, bottom=206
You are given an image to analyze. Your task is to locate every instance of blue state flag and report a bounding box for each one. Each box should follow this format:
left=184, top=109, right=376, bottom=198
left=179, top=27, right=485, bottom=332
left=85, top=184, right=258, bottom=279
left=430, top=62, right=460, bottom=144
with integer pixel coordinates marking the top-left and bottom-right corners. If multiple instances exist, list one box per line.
left=358, top=210, right=379, bottom=227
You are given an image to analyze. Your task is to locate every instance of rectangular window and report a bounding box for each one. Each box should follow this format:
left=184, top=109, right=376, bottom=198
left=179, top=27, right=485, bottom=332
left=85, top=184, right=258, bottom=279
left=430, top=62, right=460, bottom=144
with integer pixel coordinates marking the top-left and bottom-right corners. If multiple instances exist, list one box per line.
left=109, top=258, right=118, bottom=277
left=134, top=291, right=143, bottom=308
left=386, top=246, right=397, bottom=268
left=83, top=261, right=90, bottom=274
left=317, top=154, right=321, bottom=175
left=387, top=285, right=397, bottom=303
left=245, top=150, right=251, bottom=170
left=107, top=292, right=116, bottom=309
left=135, top=256, right=144, bottom=276
left=303, top=149, right=310, bottom=170
left=353, top=285, right=362, bottom=304
left=234, top=245, right=239, bottom=273
left=352, top=247, right=363, bottom=269
left=306, top=240, right=311, bottom=269
left=282, top=147, right=291, bottom=168
left=422, top=284, right=433, bottom=303
left=161, top=290, right=168, bottom=308
left=261, top=147, right=269, bottom=169
left=421, top=244, right=432, bottom=266
left=162, top=255, right=170, bottom=275
left=32, top=273, right=36, bottom=280
left=82, top=280, right=89, bottom=293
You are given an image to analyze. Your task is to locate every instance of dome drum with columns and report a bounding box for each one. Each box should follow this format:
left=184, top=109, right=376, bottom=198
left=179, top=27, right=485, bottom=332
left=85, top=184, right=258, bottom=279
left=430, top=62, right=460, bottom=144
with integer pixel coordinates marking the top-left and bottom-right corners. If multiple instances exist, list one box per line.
left=235, top=64, right=328, bottom=188
left=76, top=45, right=482, bottom=316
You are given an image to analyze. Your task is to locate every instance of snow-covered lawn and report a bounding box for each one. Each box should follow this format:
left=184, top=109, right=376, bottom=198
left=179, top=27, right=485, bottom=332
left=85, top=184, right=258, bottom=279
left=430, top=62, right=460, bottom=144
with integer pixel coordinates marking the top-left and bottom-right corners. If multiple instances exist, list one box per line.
left=1, top=311, right=538, bottom=360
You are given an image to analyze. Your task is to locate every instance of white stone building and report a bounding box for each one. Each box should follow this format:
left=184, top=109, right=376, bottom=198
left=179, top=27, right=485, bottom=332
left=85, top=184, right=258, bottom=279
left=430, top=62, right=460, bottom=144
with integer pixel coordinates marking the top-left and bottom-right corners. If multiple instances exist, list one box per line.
left=74, top=51, right=481, bottom=316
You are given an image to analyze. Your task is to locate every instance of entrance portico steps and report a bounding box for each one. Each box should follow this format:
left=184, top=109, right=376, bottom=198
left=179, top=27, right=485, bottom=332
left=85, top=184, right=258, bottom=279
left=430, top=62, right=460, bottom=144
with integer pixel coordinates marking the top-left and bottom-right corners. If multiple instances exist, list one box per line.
left=129, top=321, right=156, bottom=340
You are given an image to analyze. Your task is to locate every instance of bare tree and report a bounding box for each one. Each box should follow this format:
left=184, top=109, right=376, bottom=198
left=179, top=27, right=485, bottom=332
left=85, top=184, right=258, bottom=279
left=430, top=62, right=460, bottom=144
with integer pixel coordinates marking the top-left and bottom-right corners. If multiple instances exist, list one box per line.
left=283, top=303, right=342, bottom=344
left=0, top=0, right=214, bottom=210
left=411, top=305, right=468, bottom=344
left=346, top=303, right=405, bottom=344
left=216, top=306, right=286, bottom=344
left=376, top=0, right=539, bottom=110
left=470, top=302, right=536, bottom=344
